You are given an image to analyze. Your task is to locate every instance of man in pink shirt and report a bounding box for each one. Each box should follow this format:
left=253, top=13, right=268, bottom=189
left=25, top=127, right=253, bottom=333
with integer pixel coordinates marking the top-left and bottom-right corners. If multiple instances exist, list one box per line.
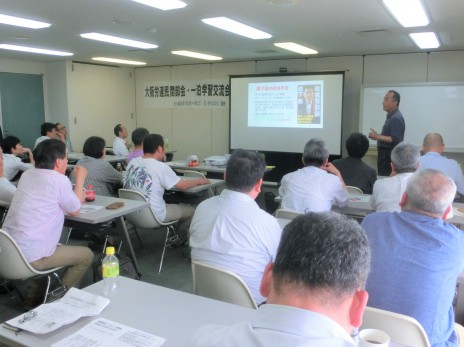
left=3, top=139, right=93, bottom=305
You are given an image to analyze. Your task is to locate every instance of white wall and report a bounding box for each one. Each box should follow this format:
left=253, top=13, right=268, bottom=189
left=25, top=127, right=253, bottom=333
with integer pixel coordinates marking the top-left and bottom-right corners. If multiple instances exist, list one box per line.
left=66, top=63, right=136, bottom=151
left=2, top=51, right=464, bottom=168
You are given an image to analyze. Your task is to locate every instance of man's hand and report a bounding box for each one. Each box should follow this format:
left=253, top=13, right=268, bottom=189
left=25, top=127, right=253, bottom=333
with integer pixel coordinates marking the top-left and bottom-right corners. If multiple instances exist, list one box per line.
left=73, top=165, right=88, bottom=203
left=368, top=128, right=378, bottom=140
left=323, top=162, right=341, bottom=176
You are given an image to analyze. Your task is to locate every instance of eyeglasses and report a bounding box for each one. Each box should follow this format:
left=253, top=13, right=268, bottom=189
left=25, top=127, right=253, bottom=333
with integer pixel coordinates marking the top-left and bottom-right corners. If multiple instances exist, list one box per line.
left=57, top=126, right=66, bottom=131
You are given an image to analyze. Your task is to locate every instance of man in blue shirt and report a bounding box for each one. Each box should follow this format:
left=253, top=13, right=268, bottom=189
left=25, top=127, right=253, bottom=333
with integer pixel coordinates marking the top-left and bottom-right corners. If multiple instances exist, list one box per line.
left=419, top=133, right=464, bottom=196
left=362, top=169, right=464, bottom=347
left=369, top=90, right=405, bottom=176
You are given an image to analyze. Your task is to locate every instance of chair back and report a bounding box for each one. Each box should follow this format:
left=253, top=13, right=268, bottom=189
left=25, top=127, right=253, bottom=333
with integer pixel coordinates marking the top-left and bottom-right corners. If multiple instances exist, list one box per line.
left=274, top=208, right=303, bottom=219
left=347, top=186, right=364, bottom=195
left=192, top=260, right=258, bottom=309
left=118, top=189, right=161, bottom=229
left=361, top=306, right=431, bottom=347
left=0, top=229, right=60, bottom=280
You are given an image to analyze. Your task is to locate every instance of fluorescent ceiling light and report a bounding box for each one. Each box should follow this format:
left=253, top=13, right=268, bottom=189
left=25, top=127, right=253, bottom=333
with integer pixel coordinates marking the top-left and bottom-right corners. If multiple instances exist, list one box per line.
left=382, top=0, right=429, bottom=27
left=172, top=50, right=222, bottom=61
left=409, top=32, right=440, bottom=49
left=93, top=57, right=147, bottom=65
left=80, top=33, right=157, bottom=49
left=131, top=0, right=187, bottom=10
left=202, top=17, right=272, bottom=39
left=0, top=13, right=51, bottom=29
left=0, top=44, right=72, bottom=56
left=274, top=42, right=318, bottom=54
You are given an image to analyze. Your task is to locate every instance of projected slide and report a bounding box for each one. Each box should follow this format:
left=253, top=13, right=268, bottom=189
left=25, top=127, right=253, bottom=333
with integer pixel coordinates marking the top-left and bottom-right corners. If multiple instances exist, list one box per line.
left=230, top=72, right=344, bottom=155
left=248, top=81, right=323, bottom=128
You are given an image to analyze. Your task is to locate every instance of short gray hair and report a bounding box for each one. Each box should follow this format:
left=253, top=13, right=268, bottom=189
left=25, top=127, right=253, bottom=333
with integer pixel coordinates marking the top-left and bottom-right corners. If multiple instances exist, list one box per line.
left=303, top=138, right=329, bottom=167
left=405, top=169, right=456, bottom=216
left=391, top=142, right=419, bottom=173
left=273, top=212, right=371, bottom=298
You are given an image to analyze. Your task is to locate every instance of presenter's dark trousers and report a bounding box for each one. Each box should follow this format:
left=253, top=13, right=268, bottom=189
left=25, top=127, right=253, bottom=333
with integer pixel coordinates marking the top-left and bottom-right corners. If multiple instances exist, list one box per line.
left=377, top=147, right=392, bottom=176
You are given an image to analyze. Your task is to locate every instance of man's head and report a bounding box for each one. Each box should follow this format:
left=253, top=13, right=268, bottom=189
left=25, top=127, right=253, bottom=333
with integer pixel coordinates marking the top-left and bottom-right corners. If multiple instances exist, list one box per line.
left=225, top=149, right=265, bottom=195
left=131, top=127, right=149, bottom=147
left=346, top=132, right=370, bottom=158
left=400, top=169, right=456, bottom=219
left=114, top=124, right=128, bottom=139
left=1, top=136, right=23, bottom=155
left=33, top=139, right=67, bottom=173
left=143, top=134, right=164, bottom=159
left=83, top=136, right=106, bottom=159
left=390, top=142, right=419, bottom=174
left=304, top=87, right=314, bottom=102
left=302, top=138, right=329, bottom=167
left=55, top=123, right=67, bottom=137
left=382, top=90, right=400, bottom=113
left=40, top=122, right=57, bottom=138
left=422, top=133, right=445, bottom=154
left=261, top=212, right=370, bottom=331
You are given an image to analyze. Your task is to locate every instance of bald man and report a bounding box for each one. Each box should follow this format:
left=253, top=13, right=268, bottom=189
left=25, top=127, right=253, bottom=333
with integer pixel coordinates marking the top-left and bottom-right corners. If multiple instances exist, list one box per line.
left=419, top=133, right=464, bottom=195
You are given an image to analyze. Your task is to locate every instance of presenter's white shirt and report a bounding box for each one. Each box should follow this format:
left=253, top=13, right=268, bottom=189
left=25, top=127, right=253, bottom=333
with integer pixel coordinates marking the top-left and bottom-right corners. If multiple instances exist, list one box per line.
left=112, top=136, right=129, bottom=156
left=370, top=172, right=414, bottom=212
left=279, top=166, right=347, bottom=213
left=190, top=189, right=282, bottom=304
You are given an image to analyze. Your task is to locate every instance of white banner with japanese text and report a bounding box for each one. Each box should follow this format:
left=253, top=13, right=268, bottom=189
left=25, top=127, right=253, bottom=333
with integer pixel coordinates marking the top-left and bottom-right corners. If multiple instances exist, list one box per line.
left=143, top=80, right=229, bottom=109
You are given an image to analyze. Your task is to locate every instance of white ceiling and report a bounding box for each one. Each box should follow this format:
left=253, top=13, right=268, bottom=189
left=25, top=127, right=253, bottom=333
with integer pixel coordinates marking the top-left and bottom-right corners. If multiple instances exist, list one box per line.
left=0, top=0, right=463, bottom=67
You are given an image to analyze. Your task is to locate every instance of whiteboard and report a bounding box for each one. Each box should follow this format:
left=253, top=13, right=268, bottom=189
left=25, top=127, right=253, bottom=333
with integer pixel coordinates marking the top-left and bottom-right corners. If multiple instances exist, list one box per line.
left=360, top=83, right=464, bottom=152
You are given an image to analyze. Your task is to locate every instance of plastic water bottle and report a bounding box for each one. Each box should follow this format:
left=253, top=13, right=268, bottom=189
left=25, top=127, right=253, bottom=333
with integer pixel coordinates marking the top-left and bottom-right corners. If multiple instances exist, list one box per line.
left=102, top=247, right=119, bottom=297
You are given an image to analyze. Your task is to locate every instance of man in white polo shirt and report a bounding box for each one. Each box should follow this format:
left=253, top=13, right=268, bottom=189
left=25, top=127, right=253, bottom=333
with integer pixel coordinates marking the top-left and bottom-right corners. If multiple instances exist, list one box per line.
left=112, top=123, right=130, bottom=156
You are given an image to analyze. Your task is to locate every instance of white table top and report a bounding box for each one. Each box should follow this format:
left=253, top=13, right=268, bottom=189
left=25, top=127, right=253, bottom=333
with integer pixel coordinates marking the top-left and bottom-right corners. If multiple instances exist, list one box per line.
left=65, top=195, right=148, bottom=224
left=170, top=177, right=224, bottom=194
left=167, top=160, right=227, bottom=173
left=0, top=277, right=255, bottom=347
left=67, top=152, right=127, bottom=163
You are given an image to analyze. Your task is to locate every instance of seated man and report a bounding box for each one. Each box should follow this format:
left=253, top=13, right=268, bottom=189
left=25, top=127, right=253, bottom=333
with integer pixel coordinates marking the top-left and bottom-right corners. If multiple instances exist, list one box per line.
left=187, top=212, right=370, bottom=347
left=127, top=127, right=149, bottom=164
left=279, top=138, right=347, bottom=213
left=124, top=134, right=209, bottom=240
left=333, top=132, right=377, bottom=194
left=112, top=123, right=130, bottom=156
left=190, top=149, right=282, bottom=304
left=72, top=136, right=123, bottom=196
left=362, top=169, right=464, bottom=347
left=419, top=132, right=464, bottom=196
left=3, top=139, right=93, bottom=304
left=1, top=135, right=34, bottom=181
left=370, top=142, right=419, bottom=212
left=55, top=123, right=73, bottom=152
left=0, top=148, right=16, bottom=205
left=34, top=122, right=58, bottom=148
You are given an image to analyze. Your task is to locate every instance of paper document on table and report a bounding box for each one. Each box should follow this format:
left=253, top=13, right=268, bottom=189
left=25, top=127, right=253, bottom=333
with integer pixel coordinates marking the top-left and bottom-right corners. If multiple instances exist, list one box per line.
left=80, top=204, right=104, bottom=213
left=5, top=288, right=109, bottom=334
left=52, top=318, right=166, bottom=347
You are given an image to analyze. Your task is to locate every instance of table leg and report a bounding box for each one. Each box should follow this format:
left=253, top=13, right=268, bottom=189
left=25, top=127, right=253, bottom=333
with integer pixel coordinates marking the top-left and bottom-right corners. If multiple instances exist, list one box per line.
left=114, top=216, right=141, bottom=276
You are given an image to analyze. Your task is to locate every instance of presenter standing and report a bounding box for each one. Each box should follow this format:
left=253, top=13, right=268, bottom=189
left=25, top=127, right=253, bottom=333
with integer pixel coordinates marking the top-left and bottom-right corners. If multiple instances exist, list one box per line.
left=369, top=90, right=405, bottom=176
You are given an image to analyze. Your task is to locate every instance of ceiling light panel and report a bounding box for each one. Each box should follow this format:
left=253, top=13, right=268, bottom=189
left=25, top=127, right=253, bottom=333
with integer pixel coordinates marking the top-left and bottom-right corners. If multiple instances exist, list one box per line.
left=202, top=17, right=272, bottom=39
left=409, top=32, right=440, bottom=49
left=274, top=42, right=318, bottom=54
left=80, top=33, right=157, bottom=49
left=0, top=13, right=51, bottom=29
left=93, top=57, right=147, bottom=65
left=0, top=44, right=72, bottom=56
left=382, top=0, right=429, bottom=27
left=131, top=0, right=187, bottom=10
left=172, top=50, right=222, bottom=61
